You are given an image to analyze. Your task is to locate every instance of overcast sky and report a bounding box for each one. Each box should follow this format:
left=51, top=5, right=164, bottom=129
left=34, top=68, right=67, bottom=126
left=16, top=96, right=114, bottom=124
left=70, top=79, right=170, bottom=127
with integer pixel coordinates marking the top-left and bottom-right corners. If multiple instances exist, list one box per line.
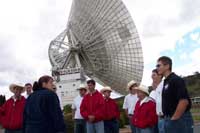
left=0, top=0, right=200, bottom=98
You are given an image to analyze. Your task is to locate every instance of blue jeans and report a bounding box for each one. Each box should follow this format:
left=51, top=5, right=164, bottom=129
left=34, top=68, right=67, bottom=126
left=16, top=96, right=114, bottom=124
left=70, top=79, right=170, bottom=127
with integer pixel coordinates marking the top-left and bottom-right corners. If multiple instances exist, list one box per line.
left=5, top=129, right=22, bottom=133
left=129, top=116, right=136, bottom=133
left=74, top=119, right=86, bottom=133
left=104, top=119, right=119, bottom=133
left=86, top=121, right=104, bottom=133
left=158, top=118, right=165, bottom=133
left=164, top=111, right=193, bottom=133
left=136, top=127, right=154, bottom=133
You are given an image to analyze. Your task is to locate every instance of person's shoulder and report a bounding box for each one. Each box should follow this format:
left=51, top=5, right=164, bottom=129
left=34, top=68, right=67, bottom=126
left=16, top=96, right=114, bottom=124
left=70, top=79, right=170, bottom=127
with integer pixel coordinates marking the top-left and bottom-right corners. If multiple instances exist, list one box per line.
left=171, top=73, right=185, bottom=84
left=82, top=93, right=90, bottom=100
left=74, top=95, right=81, bottom=101
left=84, top=93, right=90, bottom=97
left=156, top=82, right=163, bottom=92
left=135, top=100, right=140, bottom=106
left=130, top=94, right=137, bottom=99
left=147, top=97, right=156, bottom=105
left=39, top=89, right=58, bottom=99
left=6, top=97, right=13, bottom=103
left=170, top=73, right=183, bottom=80
left=125, top=93, right=131, bottom=98
left=40, top=89, right=55, bottom=94
left=21, top=96, right=26, bottom=101
left=150, top=90, right=156, bottom=94
left=95, top=90, right=103, bottom=97
left=150, top=90, right=156, bottom=98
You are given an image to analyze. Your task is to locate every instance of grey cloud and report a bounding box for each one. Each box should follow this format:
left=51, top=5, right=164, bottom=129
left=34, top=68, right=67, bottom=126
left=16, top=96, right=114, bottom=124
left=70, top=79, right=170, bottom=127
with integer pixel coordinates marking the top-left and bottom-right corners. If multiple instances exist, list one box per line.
left=142, top=0, right=200, bottom=38
left=0, top=0, right=70, bottom=94
left=0, top=35, right=17, bottom=71
left=180, top=0, right=200, bottom=23
left=142, top=16, right=166, bottom=38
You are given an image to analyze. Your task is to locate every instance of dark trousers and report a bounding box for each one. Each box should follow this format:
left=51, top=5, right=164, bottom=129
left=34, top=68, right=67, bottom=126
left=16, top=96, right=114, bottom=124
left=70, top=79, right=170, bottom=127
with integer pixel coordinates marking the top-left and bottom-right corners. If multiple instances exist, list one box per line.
left=74, top=119, right=86, bottom=133
left=136, top=127, right=154, bottom=133
left=129, top=116, right=136, bottom=133
left=104, top=119, right=119, bottom=133
left=5, top=129, right=22, bottom=133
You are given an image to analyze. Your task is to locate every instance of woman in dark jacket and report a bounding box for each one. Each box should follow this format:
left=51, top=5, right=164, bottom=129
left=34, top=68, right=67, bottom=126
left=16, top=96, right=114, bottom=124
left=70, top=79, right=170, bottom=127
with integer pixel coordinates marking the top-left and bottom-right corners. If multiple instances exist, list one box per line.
left=23, top=75, right=66, bottom=133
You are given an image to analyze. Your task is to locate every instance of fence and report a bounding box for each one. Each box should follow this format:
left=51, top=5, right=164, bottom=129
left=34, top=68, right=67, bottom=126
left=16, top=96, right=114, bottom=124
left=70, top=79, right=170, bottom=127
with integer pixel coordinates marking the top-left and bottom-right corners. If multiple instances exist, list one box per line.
left=191, top=97, right=200, bottom=105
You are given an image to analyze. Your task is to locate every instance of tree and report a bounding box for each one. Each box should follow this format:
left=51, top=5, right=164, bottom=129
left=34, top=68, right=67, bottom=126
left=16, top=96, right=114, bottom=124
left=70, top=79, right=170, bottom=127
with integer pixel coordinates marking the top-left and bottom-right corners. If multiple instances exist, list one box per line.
left=0, top=95, right=6, bottom=106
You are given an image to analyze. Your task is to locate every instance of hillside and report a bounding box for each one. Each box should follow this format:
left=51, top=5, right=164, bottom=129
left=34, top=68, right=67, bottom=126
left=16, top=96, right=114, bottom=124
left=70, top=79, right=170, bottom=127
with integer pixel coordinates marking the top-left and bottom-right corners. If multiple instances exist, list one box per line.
left=183, top=72, right=200, bottom=97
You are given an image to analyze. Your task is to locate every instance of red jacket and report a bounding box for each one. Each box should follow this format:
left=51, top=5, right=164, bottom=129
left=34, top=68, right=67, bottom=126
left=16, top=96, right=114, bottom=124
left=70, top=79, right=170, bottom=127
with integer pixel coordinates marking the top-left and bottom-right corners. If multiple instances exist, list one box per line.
left=104, top=98, right=120, bottom=120
left=80, top=90, right=105, bottom=122
left=0, top=96, right=26, bottom=129
left=132, top=97, right=158, bottom=128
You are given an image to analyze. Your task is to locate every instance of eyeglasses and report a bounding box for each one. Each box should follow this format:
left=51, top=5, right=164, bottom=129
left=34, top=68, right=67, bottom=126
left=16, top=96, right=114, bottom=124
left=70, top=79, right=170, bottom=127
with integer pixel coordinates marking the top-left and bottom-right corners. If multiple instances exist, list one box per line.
left=156, top=64, right=161, bottom=68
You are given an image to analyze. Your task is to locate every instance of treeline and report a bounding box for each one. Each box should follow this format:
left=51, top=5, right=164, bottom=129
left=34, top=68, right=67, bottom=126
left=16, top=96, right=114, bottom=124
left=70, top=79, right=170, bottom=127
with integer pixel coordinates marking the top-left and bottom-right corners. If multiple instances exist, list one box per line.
left=183, top=71, right=200, bottom=97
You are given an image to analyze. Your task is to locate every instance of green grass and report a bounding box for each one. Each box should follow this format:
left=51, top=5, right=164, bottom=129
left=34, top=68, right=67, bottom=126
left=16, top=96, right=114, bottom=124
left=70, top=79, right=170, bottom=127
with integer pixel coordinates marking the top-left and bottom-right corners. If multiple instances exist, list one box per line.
left=193, top=115, right=200, bottom=122
left=191, top=108, right=200, bottom=113
left=191, top=107, right=200, bottom=123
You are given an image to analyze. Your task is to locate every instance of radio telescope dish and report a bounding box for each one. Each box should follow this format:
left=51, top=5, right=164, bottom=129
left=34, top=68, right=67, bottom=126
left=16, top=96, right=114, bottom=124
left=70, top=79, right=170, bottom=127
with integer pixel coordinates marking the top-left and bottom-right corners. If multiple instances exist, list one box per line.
left=49, top=0, right=143, bottom=94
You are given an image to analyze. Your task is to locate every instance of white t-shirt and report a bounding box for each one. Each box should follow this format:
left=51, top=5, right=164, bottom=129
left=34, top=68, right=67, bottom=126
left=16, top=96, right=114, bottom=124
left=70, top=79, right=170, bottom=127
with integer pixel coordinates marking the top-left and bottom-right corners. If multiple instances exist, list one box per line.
left=150, top=81, right=164, bottom=115
left=149, top=90, right=156, bottom=100
left=24, top=94, right=30, bottom=99
left=71, top=95, right=84, bottom=119
left=123, top=93, right=138, bottom=115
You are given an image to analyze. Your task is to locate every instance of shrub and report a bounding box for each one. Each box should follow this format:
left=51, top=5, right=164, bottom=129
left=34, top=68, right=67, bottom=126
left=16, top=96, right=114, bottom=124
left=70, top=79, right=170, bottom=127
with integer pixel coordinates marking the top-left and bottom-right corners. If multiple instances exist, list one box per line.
left=64, top=113, right=74, bottom=133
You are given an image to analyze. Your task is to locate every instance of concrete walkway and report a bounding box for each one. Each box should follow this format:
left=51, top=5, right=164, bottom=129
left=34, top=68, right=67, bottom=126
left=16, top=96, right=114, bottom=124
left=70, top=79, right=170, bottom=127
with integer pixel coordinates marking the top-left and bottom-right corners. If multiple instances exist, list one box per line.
left=119, top=124, right=200, bottom=133
left=0, top=129, right=4, bottom=133
left=0, top=125, right=199, bottom=133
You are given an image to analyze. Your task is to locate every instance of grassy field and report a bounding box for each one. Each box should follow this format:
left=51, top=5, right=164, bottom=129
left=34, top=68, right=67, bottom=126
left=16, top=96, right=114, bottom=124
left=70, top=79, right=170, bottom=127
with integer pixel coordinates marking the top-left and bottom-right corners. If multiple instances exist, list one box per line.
left=191, top=105, right=200, bottom=124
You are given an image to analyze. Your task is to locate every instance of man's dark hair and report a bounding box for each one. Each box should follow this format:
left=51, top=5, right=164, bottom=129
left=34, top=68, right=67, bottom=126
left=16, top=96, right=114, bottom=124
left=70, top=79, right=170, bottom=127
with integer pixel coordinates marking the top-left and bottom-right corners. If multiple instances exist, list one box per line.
left=87, top=79, right=95, bottom=85
left=157, top=56, right=172, bottom=71
left=25, top=83, right=32, bottom=86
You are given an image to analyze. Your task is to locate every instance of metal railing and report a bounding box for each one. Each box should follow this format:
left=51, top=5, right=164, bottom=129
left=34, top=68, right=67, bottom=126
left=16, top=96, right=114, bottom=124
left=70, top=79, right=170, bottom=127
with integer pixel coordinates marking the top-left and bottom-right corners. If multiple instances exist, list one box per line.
left=191, top=97, right=200, bottom=104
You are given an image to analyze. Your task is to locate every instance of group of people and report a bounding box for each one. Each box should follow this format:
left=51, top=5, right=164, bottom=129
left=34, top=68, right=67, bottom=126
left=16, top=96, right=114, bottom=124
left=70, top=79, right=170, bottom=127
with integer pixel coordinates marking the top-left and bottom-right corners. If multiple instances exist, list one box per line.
left=0, top=75, right=66, bottom=133
left=72, top=79, right=120, bottom=133
left=71, top=56, right=194, bottom=133
left=0, top=56, right=194, bottom=133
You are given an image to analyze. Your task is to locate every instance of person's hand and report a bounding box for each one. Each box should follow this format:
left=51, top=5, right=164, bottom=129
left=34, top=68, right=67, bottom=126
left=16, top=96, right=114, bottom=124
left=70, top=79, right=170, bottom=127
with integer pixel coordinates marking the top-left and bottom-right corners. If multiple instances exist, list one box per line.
left=171, top=116, right=179, bottom=120
left=88, top=115, right=95, bottom=122
left=128, top=115, right=132, bottom=119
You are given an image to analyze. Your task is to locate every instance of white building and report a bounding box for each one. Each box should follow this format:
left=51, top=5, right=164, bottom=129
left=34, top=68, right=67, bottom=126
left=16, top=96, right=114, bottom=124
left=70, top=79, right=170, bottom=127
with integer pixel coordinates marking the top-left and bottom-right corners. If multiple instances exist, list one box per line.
left=53, top=67, right=85, bottom=107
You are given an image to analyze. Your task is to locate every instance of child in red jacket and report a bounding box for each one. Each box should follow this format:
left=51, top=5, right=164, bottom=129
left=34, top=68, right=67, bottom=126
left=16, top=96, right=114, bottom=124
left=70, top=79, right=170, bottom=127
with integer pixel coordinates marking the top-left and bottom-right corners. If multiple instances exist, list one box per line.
left=132, top=85, right=158, bottom=133
left=101, top=86, right=120, bottom=133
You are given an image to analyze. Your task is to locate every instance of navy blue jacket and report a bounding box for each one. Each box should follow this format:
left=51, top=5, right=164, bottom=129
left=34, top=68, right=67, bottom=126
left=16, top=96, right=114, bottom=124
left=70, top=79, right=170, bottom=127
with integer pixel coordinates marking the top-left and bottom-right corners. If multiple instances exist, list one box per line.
left=23, top=88, right=66, bottom=133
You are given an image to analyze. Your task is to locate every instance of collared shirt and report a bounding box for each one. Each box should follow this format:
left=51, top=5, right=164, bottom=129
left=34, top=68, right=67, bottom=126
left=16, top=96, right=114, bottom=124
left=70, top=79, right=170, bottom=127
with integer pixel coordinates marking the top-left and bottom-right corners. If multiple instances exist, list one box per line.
left=162, top=73, right=191, bottom=117
left=150, top=81, right=164, bottom=115
left=123, top=93, right=138, bottom=115
left=71, top=95, right=84, bottom=119
left=12, top=95, right=22, bottom=102
left=24, top=94, right=30, bottom=99
left=140, top=96, right=149, bottom=106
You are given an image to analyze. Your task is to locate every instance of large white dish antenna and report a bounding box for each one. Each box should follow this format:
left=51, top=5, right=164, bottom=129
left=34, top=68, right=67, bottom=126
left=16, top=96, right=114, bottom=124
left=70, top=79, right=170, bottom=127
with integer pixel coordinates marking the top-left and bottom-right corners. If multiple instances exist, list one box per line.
left=49, top=0, right=143, bottom=94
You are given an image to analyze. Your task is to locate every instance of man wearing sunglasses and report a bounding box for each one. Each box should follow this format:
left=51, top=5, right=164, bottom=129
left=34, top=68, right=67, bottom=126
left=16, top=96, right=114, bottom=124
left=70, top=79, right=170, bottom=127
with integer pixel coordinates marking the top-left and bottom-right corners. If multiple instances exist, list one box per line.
left=156, top=56, right=193, bottom=133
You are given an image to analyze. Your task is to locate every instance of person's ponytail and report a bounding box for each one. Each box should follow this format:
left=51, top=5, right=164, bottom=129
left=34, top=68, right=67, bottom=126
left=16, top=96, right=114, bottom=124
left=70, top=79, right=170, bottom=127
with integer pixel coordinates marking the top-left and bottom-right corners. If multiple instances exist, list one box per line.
left=32, top=75, right=53, bottom=91
left=32, top=81, right=40, bottom=91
